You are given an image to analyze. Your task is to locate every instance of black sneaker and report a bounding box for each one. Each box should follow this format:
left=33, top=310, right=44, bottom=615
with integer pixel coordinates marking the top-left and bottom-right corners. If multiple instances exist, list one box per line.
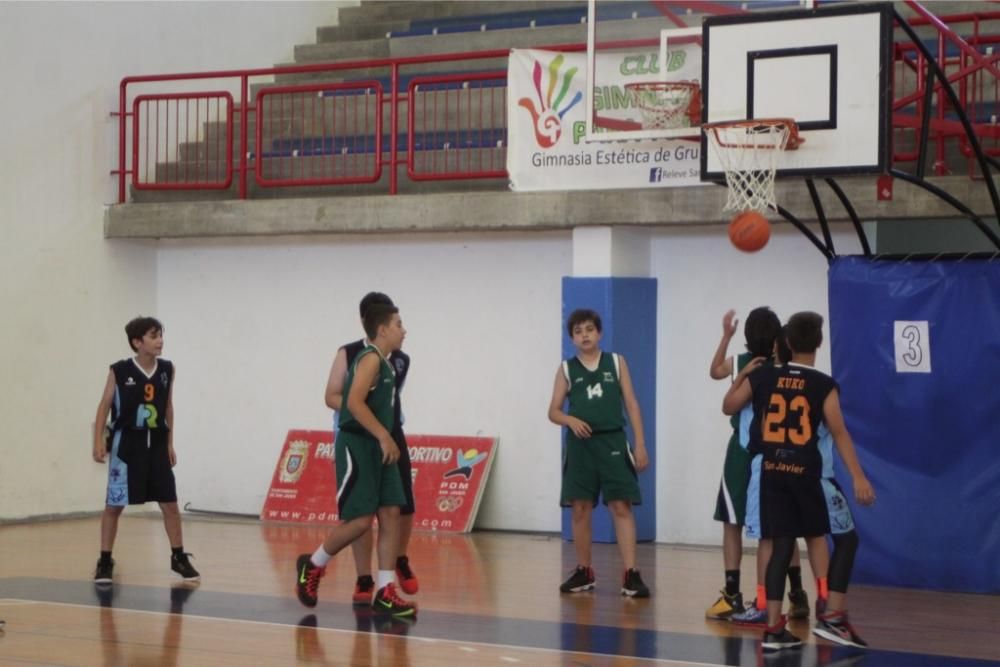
left=621, top=568, right=650, bottom=598
left=170, top=552, right=200, bottom=581
left=296, top=554, right=326, bottom=608
left=762, top=624, right=803, bottom=651
left=372, top=583, right=417, bottom=617
left=559, top=565, right=595, bottom=593
left=94, top=558, right=115, bottom=585
left=788, top=588, right=810, bottom=619
left=813, top=612, right=869, bottom=648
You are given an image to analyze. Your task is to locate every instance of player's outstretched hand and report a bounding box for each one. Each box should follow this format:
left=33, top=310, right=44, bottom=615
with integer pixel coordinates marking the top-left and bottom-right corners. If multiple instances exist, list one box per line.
left=379, top=436, right=400, bottom=464
left=853, top=475, right=876, bottom=505
left=566, top=417, right=592, bottom=439
left=722, top=310, right=739, bottom=338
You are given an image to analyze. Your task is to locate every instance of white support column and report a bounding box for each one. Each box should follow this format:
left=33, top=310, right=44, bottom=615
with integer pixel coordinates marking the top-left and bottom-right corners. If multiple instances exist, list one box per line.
left=571, top=226, right=650, bottom=277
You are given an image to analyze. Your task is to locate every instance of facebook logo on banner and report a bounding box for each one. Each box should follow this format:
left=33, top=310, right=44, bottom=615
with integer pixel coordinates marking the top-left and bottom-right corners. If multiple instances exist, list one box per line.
left=649, top=167, right=663, bottom=183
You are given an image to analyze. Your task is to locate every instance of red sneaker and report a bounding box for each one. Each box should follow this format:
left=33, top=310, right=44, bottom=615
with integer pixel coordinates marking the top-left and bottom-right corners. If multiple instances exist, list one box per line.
left=353, top=575, right=375, bottom=606
left=395, top=555, right=419, bottom=595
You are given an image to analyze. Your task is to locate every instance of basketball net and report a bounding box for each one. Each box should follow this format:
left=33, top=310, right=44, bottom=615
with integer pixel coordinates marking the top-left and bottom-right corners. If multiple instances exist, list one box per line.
left=626, top=82, right=699, bottom=130
left=703, top=118, right=799, bottom=213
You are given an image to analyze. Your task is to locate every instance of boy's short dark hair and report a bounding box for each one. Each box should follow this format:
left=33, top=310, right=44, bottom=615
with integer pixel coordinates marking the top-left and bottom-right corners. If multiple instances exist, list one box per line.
left=363, top=303, right=399, bottom=340
left=785, top=311, right=824, bottom=354
left=125, top=316, right=163, bottom=352
left=566, top=309, right=602, bottom=336
left=776, top=325, right=793, bottom=364
left=359, top=292, right=393, bottom=319
left=744, top=307, right=782, bottom=359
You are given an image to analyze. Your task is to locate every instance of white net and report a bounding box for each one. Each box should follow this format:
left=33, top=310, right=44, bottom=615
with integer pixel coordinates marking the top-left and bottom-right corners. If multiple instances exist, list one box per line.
left=703, top=119, right=796, bottom=213
left=626, top=82, right=698, bottom=130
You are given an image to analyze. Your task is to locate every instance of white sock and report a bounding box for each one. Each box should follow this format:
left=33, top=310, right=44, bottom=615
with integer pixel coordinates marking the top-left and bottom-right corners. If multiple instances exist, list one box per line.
left=311, top=546, right=332, bottom=567
left=377, top=570, right=395, bottom=590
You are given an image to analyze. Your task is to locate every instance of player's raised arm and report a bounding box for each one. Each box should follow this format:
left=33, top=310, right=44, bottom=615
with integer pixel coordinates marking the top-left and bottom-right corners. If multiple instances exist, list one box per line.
left=823, top=389, right=875, bottom=505
left=710, top=310, right=738, bottom=380
left=324, top=347, right=348, bottom=410
left=618, top=356, right=647, bottom=471
left=92, top=370, right=115, bottom=463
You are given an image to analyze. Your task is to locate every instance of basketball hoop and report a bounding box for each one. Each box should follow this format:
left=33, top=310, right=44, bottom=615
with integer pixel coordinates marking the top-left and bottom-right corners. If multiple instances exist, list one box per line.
left=703, top=118, right=802, bottom=213
left=625, top=81, right=700, bottom=130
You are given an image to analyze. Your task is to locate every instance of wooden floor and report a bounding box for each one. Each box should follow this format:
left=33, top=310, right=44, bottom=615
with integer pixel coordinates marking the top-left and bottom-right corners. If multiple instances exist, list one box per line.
left=0, top=515, right=997, bottom=666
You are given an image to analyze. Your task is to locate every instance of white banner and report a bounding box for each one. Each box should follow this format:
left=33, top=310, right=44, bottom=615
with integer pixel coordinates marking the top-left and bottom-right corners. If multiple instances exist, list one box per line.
left=506, top=47, right=702, bottom=191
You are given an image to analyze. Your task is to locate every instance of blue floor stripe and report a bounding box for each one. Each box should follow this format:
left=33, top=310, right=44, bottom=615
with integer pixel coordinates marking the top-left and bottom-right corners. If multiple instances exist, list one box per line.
left=1, top=578, right=996, bottom=667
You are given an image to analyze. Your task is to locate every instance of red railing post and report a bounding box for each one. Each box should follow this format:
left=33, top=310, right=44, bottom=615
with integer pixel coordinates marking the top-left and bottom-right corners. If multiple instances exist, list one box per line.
left=119, top=81, right=128, bottom=203
left=240, top=75, right=249, bottom=199
left=390, top=63, right=400, bottom=195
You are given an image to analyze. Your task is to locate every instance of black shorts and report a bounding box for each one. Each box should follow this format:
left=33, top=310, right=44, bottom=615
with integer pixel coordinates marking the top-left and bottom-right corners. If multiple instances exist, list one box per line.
left=107, top=429, right=178, bottom=506
left=393, top=426, right=415, bottom=515
left=759, top=464, right=829, bottom=539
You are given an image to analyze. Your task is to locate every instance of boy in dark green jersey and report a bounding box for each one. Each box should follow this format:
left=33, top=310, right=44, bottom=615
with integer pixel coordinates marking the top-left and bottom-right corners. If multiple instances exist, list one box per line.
left=548, top=309, right=651, bottom=598
left=296, top=304, right=416, bottom=617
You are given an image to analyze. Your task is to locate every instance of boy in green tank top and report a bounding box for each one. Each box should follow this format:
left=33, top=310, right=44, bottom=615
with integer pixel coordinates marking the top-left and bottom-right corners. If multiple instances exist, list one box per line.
left=548, top=309, right=651, bottom=598
left=295, top=303, right=415, bottom=617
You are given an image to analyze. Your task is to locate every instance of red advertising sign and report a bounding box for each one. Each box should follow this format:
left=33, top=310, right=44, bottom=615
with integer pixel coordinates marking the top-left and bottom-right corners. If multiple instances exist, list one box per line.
left=260, top=430, right=498, bottom=533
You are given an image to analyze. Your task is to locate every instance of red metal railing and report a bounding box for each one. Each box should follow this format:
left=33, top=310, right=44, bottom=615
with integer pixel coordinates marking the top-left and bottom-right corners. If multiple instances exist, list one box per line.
left=115, top=5, right=1000, bottom=202
left=116, top=45, right=601, bottom=203
left=892, top=5, right=1000, bottom=176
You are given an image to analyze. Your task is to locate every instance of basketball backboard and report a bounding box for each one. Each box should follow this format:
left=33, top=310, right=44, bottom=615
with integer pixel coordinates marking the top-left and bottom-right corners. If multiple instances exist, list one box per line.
left=585, top=0, right=704, bottom=142
left=584, top=0, right=830, bottom=143
left=700, top=2, right=893, bottom=180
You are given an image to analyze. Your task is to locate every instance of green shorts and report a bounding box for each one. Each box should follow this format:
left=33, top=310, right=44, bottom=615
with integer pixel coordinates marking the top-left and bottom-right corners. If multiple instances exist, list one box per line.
left=560, top=430, right=641, bottom=507
left=335, top=430, right=406, bottom=522
left=713, top=433, right=750, bottom=525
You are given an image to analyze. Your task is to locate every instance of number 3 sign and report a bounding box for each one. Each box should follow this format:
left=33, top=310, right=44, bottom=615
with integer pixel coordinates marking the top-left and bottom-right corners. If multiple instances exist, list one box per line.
left=893, top=321, right=932, bottom=373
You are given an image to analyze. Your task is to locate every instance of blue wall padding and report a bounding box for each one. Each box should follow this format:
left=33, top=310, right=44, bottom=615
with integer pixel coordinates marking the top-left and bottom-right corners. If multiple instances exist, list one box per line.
left=829, top=256, right=1000, bottom=592
left=561, top=277, right=657, bottom=543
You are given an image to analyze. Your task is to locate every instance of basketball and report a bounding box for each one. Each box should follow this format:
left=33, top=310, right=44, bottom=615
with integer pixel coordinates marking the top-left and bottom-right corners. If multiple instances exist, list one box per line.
left=728, top=210, right=771, bottom=252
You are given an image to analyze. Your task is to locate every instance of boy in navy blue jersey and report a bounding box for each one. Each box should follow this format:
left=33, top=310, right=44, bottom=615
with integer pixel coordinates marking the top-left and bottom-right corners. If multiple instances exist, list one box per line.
left=92, top=317, right=199, bottom=585
left=724, top=312, right=875, bottom=651
left=706, top=308, right=810, bottom=622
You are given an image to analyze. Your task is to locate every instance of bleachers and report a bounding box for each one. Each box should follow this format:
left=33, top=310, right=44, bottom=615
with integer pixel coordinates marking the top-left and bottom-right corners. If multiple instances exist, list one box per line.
left=127, top=0, right=1000, bottom=203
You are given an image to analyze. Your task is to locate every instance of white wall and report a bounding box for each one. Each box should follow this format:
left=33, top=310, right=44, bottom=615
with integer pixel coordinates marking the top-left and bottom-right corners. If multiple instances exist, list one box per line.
left=0, top=2, right=354, bottom=520
left=156, top=232, right=570, bottom=531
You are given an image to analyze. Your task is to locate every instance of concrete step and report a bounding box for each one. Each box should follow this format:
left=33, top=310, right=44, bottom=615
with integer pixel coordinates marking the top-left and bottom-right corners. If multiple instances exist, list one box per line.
left=317, top=19, right=413, bottom=43
left=336, top=1, right=571, bottom=26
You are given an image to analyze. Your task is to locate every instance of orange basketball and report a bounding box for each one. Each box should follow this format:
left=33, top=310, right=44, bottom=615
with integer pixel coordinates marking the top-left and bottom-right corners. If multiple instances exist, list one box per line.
left=728, top=210, right=771, bottom=252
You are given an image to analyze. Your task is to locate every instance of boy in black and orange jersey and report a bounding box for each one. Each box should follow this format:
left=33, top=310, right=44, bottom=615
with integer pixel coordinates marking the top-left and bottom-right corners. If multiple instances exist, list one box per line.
left=724, top=312, right=875, bottom=651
